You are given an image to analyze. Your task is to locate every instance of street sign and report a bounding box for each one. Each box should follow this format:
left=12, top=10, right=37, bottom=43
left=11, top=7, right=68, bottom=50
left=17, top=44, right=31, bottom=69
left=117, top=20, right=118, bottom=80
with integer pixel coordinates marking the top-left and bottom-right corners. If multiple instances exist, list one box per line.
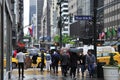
left=74, top=15, right=93, bottom=20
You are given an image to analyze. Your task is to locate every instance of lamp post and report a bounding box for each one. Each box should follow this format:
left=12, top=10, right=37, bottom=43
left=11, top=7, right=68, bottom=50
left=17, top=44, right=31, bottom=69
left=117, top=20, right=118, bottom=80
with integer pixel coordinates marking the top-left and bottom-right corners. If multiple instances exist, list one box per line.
left=57, top=0, right=64, bottom=48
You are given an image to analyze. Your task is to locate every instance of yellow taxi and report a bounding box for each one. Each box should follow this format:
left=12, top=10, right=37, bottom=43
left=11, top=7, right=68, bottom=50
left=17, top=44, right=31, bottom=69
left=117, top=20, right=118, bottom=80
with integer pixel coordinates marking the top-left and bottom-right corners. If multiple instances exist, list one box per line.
left=4, top=52, right=46, bottom=69
left=97, top=52, right=120, bottom=65
left=4, top=57, right=18, bottom=69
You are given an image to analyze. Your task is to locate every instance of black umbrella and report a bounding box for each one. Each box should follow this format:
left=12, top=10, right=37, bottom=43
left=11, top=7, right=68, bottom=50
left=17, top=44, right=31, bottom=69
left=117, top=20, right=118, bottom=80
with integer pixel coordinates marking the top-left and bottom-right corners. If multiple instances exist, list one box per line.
left=69, top=48, right=83, bottom=53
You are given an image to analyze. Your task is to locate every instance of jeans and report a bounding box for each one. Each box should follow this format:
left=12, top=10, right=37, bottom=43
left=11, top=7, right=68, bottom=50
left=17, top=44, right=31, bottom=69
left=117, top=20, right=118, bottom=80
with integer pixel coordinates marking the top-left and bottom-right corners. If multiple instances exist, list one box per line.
left=81, top=65, right=86, bottom=75
left=88, top=63, right=95, bottom=77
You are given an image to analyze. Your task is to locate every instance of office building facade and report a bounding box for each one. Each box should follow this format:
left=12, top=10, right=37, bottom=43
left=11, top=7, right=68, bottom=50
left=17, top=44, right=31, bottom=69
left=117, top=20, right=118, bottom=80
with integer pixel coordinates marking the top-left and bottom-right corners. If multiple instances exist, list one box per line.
left=36, top=0, right=44, bottom=41
left=104, top=0, right=120, bottom=40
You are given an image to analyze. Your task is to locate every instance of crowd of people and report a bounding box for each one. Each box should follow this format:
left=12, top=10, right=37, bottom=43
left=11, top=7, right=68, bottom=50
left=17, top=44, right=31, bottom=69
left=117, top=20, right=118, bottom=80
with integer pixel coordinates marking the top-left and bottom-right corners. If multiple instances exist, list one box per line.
left=14, top=47, right=96, bottom=80
left=38, top=48, right=96, bottom=79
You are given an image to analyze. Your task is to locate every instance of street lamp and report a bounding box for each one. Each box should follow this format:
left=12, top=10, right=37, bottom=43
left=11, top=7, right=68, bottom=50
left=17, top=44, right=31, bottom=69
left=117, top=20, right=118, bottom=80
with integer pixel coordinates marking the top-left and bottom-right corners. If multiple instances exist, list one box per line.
left=57, top=0, right=64, bottom=48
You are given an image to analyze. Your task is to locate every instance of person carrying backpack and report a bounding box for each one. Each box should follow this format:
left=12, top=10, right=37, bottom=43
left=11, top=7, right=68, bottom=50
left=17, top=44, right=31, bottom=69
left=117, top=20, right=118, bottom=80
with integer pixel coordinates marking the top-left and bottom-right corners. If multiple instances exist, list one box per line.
left=46, top=51, right=51, bottom=71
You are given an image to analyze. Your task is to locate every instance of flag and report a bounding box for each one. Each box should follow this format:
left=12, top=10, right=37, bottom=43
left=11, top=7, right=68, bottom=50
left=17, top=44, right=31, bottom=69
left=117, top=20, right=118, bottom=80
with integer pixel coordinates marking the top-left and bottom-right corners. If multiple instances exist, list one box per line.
left=111, top=28, right=116, bottom=36
left=31, top=24, right=34, bottom=33
left=106, top=28, right=111, bottom=38
left=99, top=32, right=105, bottom=39
left=31, top=24, right=34, bottom=37
left=28, top=27, right=33, bottom=37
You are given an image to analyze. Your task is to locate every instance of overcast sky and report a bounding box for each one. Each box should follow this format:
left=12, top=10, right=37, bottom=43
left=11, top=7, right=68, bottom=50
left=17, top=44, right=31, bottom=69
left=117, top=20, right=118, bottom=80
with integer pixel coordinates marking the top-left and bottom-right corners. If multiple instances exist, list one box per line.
left=24, top=0, right=29, bottom=34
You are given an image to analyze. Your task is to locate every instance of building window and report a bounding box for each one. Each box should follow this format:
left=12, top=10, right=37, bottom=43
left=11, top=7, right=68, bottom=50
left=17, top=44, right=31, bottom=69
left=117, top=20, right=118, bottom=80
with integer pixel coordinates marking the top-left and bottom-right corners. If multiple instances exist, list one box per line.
left=63, top=5, right=68, bottom=7
left=63, top=10, right=68, bottom=12
left=63, top=28, right=68, bottom=31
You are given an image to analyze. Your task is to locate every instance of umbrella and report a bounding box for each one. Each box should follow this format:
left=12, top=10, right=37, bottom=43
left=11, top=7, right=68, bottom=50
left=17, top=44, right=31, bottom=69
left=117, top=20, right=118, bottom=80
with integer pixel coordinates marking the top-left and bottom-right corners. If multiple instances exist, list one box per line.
left=68, top=48, right=83, bottom=53
left=28, top=49, right=39, bottom=56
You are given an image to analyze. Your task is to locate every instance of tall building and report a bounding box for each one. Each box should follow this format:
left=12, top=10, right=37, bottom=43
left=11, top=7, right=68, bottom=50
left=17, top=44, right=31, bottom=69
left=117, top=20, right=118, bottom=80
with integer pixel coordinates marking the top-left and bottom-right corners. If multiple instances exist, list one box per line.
left=36, top=0, right=44, bottom=41
left=50, top=0, right=58, bottom=42
left=68, top=0, right=94, bottom=46
left=31, top=14, right=37, bottom=41
left=69, top=0, right=92, bottom=23
left=68, top=0, right=93, bottom=38
left=104, top=0, right=120, bottom=40
left=18, top=0, right=24, bottom=41
left=40, top=0, right=51, bottom=41
left=29, top=0, right=36, bottom=24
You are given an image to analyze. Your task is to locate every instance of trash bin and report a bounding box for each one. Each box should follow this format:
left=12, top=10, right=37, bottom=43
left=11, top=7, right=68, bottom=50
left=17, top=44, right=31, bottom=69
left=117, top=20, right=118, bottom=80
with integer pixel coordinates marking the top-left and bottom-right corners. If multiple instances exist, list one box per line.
left=97, top=62, right=106, bottom=78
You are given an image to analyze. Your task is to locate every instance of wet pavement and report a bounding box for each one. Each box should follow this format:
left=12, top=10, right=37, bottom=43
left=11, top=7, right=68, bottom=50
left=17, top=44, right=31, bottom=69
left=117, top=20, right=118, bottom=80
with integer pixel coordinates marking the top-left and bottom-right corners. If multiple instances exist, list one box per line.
left=11, top=68, right=104, bottom=80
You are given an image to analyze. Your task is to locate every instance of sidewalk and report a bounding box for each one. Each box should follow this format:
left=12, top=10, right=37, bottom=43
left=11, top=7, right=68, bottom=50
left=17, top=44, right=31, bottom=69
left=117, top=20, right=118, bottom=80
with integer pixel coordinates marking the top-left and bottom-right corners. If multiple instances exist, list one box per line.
left=10, top=68, right=104, bottom=80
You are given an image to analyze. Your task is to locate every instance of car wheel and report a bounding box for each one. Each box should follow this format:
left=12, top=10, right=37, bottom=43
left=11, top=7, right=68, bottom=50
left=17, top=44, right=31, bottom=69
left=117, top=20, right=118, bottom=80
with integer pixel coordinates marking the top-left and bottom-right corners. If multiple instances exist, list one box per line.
left=12, top=62, right=17, bottom=69
left=38, top=62, right=41, bottom=68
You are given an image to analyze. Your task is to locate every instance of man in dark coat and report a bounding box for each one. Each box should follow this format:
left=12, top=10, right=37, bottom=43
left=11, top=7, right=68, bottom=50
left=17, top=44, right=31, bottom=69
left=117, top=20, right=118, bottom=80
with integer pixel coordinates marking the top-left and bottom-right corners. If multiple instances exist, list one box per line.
left=51, top=51, right=60, bottom=74
left=79, top=52, right=86, bottom=77
left=40, top=50, right=45, bottom=72
left=69, top=51, right=78, bottom=79
left=60, top=50, right=69, bottom=77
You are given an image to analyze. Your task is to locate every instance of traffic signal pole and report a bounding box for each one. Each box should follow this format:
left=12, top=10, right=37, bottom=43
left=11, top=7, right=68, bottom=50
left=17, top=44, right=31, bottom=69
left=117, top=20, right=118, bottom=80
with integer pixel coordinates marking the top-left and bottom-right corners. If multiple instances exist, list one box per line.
left=57, top=0, right=63, bottom=48
left=93, top=0, right=98, bottom=78
left=59, top=3, right=62, bottom=48
left=93, top=0, right=98, bottom=58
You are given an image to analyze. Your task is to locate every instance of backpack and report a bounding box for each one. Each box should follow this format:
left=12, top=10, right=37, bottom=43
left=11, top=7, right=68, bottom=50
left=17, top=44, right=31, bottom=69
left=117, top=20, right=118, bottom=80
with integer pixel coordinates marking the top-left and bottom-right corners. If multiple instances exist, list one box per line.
left=46, top=55, right=51, bottom=61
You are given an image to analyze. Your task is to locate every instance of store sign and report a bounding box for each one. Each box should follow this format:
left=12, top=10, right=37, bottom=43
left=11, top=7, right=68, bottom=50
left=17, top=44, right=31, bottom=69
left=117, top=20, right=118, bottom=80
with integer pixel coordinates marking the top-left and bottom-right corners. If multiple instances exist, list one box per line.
left=23, top=39, right=29, bottom=42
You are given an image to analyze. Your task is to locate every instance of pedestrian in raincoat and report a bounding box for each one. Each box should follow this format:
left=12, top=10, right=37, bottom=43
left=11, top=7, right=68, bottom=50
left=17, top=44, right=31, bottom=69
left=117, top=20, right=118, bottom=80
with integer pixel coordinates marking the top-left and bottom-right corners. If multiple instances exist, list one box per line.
left=51, top=50, right=60, bottom=74
left=60, top=50, right=69, bottom=77
left=69, top=51, right=78, bottom=79
left=40, top=50, right=45, bottom=72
